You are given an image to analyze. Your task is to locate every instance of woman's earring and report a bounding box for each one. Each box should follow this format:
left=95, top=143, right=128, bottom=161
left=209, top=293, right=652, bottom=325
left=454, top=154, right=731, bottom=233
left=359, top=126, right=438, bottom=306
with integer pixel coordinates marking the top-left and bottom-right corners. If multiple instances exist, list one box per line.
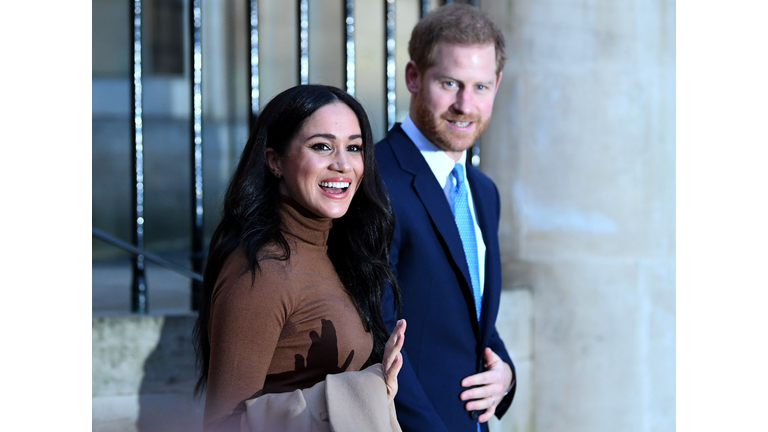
left=275, top=172, right=282, bottom=179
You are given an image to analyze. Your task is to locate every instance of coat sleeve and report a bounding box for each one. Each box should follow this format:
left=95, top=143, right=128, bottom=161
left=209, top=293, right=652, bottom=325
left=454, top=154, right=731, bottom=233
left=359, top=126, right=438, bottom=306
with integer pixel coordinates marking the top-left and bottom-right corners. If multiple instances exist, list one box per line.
left=203, top=252, right=295, bottom=432
left=486, top=326, right=516, bottom=418
left=486, top=182, right=516, bottom=419
left=238, top=364, right=401, bottom=432
left=382, top=218, right=451, bottom=432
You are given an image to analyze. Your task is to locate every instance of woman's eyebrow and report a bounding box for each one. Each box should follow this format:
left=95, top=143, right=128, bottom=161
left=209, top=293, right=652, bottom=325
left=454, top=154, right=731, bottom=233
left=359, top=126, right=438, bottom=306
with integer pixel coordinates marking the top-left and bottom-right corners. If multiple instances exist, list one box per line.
left=306, top=133, right=363, bottom=140
left=306, top=133, right=336, bottom=140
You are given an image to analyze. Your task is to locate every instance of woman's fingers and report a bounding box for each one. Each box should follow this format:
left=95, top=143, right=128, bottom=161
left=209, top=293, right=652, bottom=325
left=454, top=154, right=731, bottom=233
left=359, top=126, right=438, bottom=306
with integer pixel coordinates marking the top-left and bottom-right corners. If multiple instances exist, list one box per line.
left=385, top=352, right=402, bottom=395
left=383, top=319, right=406, bottom=399
left=383, top=319, right=406, bottom=368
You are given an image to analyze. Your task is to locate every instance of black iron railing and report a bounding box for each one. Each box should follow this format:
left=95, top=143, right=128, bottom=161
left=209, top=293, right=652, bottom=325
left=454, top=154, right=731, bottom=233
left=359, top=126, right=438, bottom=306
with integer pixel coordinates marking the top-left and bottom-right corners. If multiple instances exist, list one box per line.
left=189, top=0, right=205, bottom=311
left=95, top=0, right=482, bottom=314
left=130, top=0, right=147, bottom=313
left=93, top=228, right=203, bottom=283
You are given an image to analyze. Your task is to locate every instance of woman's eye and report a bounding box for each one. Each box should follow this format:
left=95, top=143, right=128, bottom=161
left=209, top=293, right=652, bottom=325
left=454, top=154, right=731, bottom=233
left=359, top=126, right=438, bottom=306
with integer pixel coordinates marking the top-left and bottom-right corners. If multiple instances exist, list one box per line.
left=310, top=143, right=331, bottom=152
left=347, top=144, right=363, bottom=153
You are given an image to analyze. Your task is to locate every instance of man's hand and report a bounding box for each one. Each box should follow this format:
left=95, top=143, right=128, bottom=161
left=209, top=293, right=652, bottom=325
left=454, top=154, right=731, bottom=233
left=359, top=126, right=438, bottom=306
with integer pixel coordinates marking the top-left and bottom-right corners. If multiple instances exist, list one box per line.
left=459, top=348, right=514, bottom=423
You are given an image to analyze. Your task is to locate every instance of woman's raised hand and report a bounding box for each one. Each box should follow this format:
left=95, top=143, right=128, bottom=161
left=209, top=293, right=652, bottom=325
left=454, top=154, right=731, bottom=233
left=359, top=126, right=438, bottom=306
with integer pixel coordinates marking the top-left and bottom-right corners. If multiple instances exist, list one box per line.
left=382, top=319, right=406, bottom=403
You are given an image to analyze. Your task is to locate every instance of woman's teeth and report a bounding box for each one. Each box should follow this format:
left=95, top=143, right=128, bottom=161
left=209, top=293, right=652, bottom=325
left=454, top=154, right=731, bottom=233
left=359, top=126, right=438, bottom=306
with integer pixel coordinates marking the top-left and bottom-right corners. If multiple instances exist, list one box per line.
left=319, top=181, right=350, bottom=189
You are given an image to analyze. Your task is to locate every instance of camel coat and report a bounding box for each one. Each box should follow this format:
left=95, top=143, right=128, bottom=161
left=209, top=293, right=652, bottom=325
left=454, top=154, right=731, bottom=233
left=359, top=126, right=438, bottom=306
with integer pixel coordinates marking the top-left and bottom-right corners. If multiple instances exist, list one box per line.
left=241, top=364, right=401, bottom=432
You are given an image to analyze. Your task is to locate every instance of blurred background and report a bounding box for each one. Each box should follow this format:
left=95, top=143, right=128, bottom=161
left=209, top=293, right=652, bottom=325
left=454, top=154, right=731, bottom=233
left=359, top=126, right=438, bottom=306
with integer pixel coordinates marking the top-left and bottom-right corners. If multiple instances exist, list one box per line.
left=92, top=0, right=675, bottom=431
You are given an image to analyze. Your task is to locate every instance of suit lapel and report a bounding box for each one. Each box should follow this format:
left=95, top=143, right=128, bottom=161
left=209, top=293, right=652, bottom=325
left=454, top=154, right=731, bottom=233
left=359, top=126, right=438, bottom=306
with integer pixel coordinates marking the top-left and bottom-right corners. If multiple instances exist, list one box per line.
left=387, top=126, right=473, bottom=302
left=466, top=164, right=494, bottom=337
left=411, top=175, right=473, bottom=291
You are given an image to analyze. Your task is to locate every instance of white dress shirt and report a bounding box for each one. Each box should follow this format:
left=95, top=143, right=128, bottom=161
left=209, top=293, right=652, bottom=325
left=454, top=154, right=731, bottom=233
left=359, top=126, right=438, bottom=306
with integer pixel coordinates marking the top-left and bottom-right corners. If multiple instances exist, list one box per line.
left=401, top=114, right=487, bottom=294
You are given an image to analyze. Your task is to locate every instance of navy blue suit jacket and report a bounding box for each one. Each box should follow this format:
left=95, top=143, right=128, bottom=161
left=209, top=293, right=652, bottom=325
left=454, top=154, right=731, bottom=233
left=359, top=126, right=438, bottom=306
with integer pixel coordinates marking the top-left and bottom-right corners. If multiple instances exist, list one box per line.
left=376, top=124, right=516, bottom=432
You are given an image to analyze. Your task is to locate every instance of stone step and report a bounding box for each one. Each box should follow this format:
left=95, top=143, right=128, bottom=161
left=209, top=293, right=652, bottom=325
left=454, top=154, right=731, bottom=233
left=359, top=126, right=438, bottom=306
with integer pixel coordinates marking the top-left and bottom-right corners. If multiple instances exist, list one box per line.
left=92, top=313, right=204, bottom=432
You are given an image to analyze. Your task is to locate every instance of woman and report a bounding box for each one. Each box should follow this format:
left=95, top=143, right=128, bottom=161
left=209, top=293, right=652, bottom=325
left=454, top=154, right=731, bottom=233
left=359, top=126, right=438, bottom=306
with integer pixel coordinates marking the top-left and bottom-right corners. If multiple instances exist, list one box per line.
left=193, top=85, right=405, bottom=432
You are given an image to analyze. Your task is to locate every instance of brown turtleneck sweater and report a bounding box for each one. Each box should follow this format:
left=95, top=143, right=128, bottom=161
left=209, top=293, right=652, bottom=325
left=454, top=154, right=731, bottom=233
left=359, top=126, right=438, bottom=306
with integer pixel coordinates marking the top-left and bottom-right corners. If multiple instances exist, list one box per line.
left=203, top=197, right=374, bottom=431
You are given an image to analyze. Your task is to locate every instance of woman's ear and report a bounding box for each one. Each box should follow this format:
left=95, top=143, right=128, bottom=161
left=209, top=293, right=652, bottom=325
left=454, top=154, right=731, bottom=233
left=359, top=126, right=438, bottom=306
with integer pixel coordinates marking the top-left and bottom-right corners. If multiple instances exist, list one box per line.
left=265, top=148, right=282, bottom=178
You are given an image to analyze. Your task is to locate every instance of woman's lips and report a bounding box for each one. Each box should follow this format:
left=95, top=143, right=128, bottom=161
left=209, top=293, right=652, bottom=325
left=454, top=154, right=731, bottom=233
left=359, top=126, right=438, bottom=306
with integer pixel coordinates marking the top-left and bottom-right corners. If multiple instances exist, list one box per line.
left=318, top=179, right=351, bottom=198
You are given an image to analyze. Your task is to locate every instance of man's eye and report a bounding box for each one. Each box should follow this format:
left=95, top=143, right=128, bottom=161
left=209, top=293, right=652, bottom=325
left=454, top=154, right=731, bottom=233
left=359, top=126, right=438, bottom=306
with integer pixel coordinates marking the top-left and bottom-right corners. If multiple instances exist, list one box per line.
left=476, top=85, right=486, bottom=91
left=445, top=81, right=456, bottom=87
left=310, top=143, right=331, bottom=151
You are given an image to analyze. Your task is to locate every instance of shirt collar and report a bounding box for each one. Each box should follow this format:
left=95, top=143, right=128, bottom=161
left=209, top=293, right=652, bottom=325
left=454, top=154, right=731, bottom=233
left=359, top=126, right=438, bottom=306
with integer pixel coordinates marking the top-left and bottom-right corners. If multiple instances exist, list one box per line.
left=401, top=114, right=467, bottom=189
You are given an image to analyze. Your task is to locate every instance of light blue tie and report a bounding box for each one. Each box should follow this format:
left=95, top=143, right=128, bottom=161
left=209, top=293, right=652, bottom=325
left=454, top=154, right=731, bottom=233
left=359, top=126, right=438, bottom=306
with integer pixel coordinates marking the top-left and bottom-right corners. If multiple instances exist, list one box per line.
left=451, top=163, right=482, bottom=321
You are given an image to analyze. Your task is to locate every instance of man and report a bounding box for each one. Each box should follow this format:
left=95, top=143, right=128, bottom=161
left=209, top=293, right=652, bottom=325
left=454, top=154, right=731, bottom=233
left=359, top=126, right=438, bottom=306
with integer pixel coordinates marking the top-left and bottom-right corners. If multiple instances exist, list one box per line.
left=375, top=5, right=515, bottom=432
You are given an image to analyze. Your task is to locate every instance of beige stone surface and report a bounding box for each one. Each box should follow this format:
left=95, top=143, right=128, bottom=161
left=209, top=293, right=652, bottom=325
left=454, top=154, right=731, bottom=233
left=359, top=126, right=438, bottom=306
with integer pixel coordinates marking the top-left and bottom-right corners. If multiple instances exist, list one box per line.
left=93, top=395, right=140, bottom=432
left=489, top=358, right=532, bottom=432
left=531, top=262, right=646, bottom=432
left=259, top=0, right=300, bottom=107
left=92, top=314, right=203, bottom=431
left=354, top=0, right=387, bottom=139
left=490, top=289, right=534, bottom=432
left=640, top=261, right=676, bottom=431
left=93, top=315, right=165, bottom=397
left=480, top=1, right=675, bottom=429
left=93, top=393, right=205, bottom=432
left=309, top=0, right=344, bottom=89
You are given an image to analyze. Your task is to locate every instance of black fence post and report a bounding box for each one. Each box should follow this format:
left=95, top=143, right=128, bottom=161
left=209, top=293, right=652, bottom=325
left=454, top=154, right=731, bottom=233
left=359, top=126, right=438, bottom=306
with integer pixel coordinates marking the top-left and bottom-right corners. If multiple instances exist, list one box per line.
left=190, top=0, right=204, bottom=311
left=344, top=0, right=355, bottom=96
left=298, top=0, right=309, bottom=84
left=385, top=0, right=396, bottom=131
left=248, top=0, right=260, bottom=129
left=131, top=0, right=148, bottom=314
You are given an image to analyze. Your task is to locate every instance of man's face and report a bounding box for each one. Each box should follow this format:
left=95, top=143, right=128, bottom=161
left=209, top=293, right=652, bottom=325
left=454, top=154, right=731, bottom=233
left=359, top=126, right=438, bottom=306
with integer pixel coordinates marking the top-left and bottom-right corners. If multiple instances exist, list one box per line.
left=406, top=42, right=501, bottom=161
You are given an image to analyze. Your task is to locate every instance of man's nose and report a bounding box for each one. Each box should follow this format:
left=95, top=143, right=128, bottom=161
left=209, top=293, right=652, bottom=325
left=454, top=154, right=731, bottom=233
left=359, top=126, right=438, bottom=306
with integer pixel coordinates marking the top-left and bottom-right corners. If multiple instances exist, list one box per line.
left=453, top=88, right=473, bottom=113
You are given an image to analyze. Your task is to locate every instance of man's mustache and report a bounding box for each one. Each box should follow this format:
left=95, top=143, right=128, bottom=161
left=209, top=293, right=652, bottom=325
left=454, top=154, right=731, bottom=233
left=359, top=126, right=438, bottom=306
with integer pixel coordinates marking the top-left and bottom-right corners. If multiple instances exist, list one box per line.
left=440, top=112, right=480, bottom=123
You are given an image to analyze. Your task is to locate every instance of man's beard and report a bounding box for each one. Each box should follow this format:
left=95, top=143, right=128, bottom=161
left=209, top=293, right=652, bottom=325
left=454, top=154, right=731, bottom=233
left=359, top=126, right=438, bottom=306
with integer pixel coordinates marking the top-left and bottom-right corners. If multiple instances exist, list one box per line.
left=412, top=92, right=491, bottom=153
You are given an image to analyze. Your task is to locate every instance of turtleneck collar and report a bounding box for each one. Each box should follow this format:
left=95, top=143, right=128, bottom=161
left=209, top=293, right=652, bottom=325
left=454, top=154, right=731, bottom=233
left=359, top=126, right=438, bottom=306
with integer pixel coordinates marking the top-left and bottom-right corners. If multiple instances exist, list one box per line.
left=279, top=195, right=333, bottom=247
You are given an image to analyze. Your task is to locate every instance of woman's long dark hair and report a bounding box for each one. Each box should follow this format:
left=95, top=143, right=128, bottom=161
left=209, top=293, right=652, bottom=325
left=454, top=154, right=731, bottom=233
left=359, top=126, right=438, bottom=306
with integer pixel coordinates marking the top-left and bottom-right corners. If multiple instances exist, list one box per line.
left=193, top=85, right=400, bottom=396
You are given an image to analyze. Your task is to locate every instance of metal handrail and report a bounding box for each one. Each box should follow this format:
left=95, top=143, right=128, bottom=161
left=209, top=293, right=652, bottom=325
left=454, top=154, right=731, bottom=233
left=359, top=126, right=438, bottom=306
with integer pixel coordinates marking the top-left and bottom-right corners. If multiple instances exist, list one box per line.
left=92, top=227, right=203, bottom=282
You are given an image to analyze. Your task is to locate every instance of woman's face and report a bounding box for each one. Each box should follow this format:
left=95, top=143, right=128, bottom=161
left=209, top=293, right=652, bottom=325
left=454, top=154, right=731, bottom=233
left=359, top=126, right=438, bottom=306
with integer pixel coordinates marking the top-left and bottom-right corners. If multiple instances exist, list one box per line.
left=268, top=102, right=365, bottom=219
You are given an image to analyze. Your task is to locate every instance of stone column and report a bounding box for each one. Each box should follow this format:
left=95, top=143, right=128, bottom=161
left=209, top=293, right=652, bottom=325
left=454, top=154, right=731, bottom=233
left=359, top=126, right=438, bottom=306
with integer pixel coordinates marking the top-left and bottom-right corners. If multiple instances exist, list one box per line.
left=482, top=1, right=675, bottom=431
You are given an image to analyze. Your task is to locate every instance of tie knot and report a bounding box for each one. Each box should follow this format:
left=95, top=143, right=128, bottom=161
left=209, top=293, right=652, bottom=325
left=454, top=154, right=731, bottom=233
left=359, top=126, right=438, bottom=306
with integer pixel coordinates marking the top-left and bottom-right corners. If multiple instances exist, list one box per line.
left=452, top=163, right=466, bottom=187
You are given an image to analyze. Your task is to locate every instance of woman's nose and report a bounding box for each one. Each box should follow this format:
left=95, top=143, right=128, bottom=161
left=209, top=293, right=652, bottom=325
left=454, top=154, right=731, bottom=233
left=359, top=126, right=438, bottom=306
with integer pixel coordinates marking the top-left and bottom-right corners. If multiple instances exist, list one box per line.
left=331, top=150, right=352, bottom=172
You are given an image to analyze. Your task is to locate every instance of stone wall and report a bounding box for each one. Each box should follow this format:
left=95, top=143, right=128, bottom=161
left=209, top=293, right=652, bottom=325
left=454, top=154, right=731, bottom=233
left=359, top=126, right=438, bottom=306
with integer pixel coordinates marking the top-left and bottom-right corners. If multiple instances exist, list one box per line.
left=482, top=1, right=675, bottom=431
left=92, top=314, right=204, bottom=432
